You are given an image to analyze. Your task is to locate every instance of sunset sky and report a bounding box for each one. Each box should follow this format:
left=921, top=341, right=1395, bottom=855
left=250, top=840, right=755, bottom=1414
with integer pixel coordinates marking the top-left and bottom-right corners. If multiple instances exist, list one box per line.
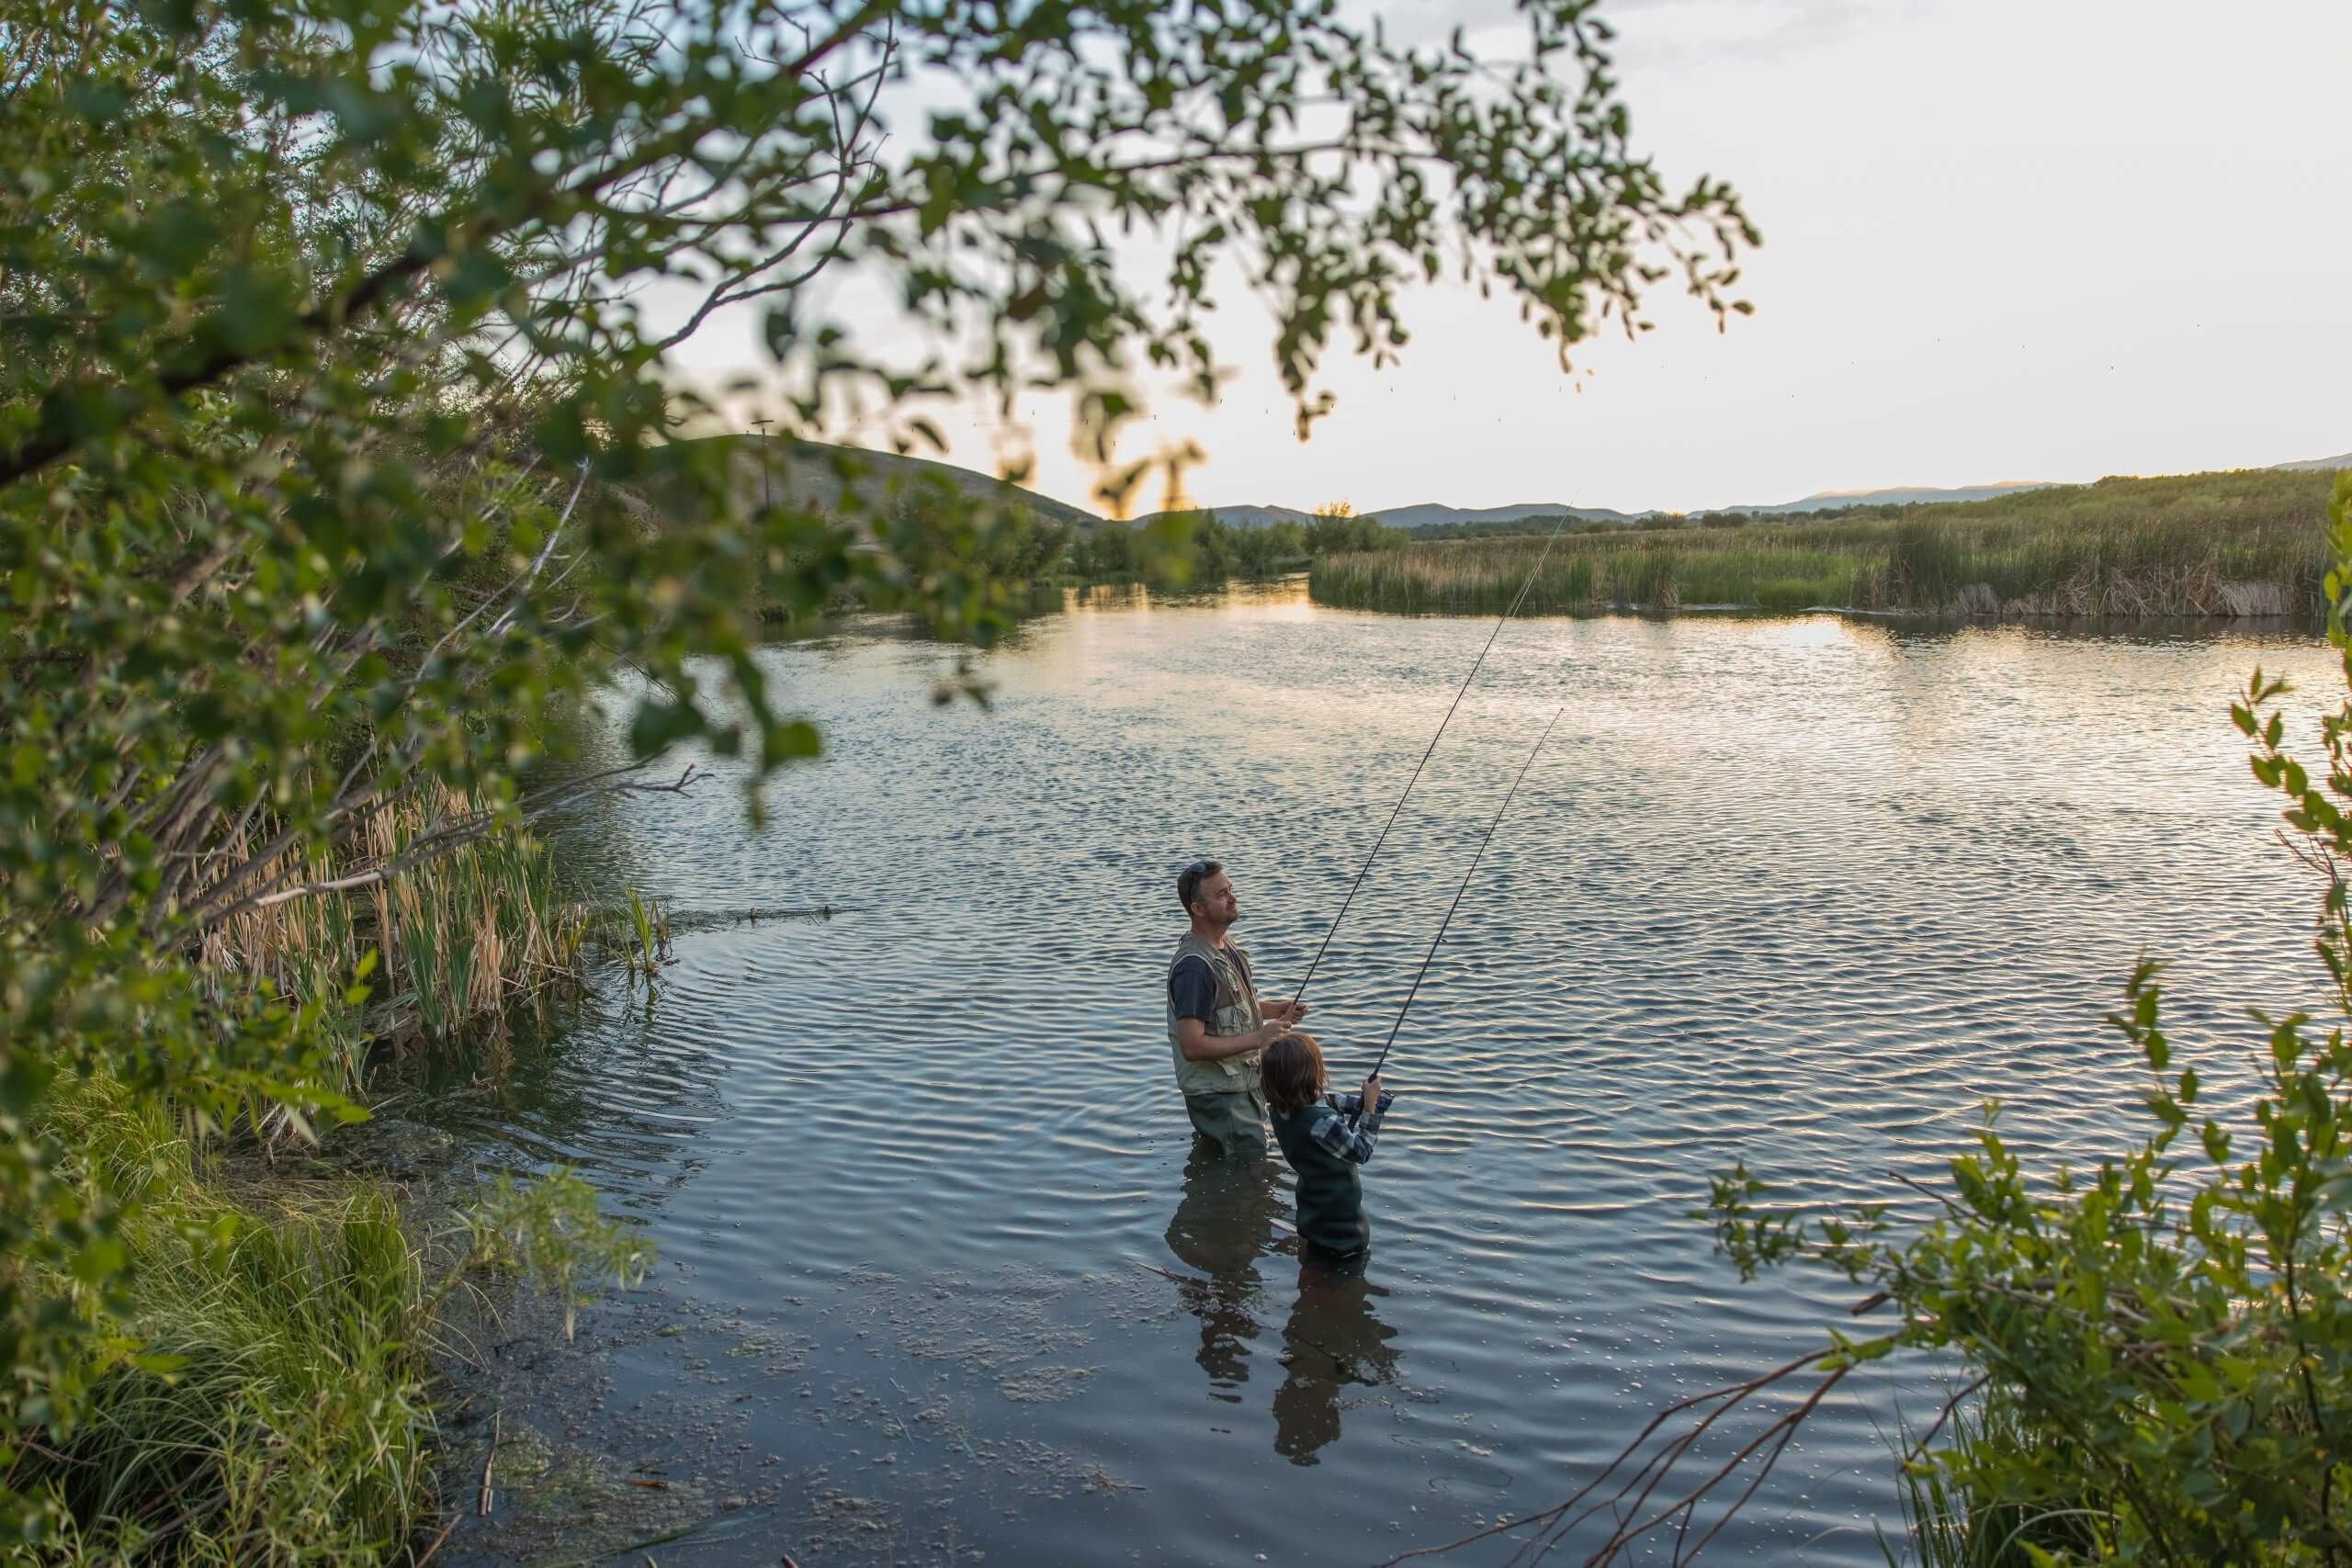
left=663, top=0, right=2351, bottom=517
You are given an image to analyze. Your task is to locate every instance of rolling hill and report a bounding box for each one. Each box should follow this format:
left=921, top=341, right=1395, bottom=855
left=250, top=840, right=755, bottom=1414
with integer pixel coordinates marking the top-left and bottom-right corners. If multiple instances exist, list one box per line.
left=1368, top=501, right=1640, bottom=528
left=696, top=435, right=1107, bottom=530
left=1698, top=481, right=2052, bottom=517
left=1128, top=502, right=1318, bottom=529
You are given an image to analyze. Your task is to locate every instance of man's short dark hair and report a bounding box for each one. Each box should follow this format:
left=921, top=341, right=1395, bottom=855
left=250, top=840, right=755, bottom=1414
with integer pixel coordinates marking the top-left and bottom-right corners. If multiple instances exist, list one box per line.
left=1177, top=858, right=1221, bottom=913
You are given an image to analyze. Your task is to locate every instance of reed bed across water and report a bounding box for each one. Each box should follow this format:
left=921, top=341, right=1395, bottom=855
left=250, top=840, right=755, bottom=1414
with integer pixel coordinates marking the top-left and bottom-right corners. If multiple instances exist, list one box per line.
left=1308, top=469, right=2336, bottom=618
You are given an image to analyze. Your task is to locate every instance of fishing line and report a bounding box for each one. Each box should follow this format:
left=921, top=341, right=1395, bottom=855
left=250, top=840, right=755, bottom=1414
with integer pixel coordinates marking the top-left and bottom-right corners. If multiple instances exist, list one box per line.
left=1288, top=515, right=1571, bottom=1005
left=1370, top=705, right=1564, bottom=1077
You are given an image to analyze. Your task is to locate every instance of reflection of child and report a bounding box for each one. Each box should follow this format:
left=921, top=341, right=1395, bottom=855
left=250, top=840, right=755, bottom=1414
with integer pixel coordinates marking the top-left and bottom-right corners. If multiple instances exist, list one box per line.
left=1262, top=1032, right=1392, bottom=1257
left=1273, top=1255, right=1401, bottom=1465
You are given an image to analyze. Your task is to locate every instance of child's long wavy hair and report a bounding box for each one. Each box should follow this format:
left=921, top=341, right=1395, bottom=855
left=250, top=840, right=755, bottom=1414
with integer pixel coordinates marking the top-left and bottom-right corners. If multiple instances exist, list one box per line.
left=1261, top=1032, right=1326, bottom=1115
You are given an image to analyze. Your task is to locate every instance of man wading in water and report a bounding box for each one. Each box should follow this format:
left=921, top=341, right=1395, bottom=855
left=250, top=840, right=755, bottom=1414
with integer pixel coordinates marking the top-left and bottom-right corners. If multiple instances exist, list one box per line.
left=1168, top=860, right=1307, bottom=1156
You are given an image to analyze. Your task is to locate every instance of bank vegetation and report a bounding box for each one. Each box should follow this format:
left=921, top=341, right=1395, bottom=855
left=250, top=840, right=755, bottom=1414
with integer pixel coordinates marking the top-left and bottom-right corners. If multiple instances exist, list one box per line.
left=1309, top=468, right=2336, bottom=618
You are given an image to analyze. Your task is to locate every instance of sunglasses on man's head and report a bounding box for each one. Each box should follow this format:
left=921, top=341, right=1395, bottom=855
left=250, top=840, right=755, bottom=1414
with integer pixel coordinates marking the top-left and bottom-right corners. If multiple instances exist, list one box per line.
left=1183, top=859, right=1214, bottom=876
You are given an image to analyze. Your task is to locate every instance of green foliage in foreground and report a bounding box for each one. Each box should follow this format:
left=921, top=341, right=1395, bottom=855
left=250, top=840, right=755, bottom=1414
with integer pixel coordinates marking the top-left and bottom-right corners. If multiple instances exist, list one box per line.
left=1703, top=481, right=2352, bottom=1562
left=14, top=1083, right=643, bottom=1562
left=0, top=0, right=1748, bottom=1546
left=1310, top=468, right=2336, bottom=616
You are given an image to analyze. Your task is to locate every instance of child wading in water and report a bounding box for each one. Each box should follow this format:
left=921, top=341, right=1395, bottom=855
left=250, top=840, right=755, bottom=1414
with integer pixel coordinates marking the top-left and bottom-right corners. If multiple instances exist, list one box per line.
left=1262, top=1032, right=1392, bottom=1257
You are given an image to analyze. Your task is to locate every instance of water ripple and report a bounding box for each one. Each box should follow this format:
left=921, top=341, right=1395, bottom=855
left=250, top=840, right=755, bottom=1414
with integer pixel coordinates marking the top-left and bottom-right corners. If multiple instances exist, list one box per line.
left=419, top=592, right=2337, bottom=1566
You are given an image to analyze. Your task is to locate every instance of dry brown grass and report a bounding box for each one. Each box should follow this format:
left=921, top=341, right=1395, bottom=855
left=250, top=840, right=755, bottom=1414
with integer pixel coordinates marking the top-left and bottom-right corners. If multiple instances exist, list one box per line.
left=197, top=784, right=589, bottom=1083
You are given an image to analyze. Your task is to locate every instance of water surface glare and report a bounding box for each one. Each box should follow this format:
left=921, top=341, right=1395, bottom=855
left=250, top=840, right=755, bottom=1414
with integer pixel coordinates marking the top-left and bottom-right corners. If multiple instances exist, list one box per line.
left=424, top=583, right=2341, bottom=1566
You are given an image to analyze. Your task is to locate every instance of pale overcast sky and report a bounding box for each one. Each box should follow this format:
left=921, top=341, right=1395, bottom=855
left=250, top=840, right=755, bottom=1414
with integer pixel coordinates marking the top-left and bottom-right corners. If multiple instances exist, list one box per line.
left=662, top=0, right=2351, bottom=516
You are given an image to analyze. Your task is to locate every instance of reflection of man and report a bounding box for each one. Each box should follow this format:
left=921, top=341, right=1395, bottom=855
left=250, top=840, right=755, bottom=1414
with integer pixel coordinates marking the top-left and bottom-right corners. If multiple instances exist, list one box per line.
left=1272, top=1256, right=1401, bottom=1466
left=1162, top=1146, right=1283, bottom=1399
left=1166, top=860, right=1306, bottom=1157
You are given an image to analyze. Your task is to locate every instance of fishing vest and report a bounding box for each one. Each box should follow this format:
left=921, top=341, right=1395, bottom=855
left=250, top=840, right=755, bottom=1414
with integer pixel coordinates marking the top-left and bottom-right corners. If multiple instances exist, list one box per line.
left=1270, top=1101, right=1372, bottom=1255
left=1165, top=931, right=1264, bottom=1099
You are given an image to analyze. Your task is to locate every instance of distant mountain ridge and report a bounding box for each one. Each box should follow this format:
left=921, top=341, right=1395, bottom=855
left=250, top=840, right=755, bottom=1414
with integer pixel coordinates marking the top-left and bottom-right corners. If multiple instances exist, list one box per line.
left=1699, top=481, right=2053, bottom=517
left=737, top=439, right=2352, bottom=535
left=1132, top=500, right=1635, bottom=530
left=1133, top=486, right=2048, bottom=530
left=1367, top=500, right=1639, bottom=527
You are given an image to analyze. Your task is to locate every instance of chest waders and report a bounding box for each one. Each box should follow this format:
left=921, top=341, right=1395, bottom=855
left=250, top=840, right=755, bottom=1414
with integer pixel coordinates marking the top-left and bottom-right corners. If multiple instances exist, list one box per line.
left=1167, top=933, right=1266, bottom=1154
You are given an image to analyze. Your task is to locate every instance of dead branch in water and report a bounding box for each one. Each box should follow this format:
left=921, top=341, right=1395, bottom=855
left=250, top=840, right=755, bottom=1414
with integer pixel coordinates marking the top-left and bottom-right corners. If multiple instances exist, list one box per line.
left=478, top=1409, right=500, bottom=1517
left=1375, top=1336, right=1872, bottom=1567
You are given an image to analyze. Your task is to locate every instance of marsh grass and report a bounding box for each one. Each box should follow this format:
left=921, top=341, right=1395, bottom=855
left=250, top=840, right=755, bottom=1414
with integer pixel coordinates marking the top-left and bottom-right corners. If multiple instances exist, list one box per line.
left=198, top=784, right=604, bottom=1086
left=1310, top=533, right=1864, bottom=614
left=14, top=1082, right=651, bottom=1562
left=15, top=1085, right=435, bottom=1563
left=358, top=788, right=589, bottom=1043
left=1887, top=1396, right=2105, bottom=1567
left=76, top=789, right=667, bottom=1562
left=1310, top=469, right=2335, bottom=617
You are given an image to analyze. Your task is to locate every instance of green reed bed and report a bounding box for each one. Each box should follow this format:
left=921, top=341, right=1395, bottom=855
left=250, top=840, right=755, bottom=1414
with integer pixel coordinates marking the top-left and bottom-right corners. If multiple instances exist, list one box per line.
left=1309, top=530, right=1870, bottom=613
left=200, top=783, right=609, bottom=1094
left=1309, top=468, right=2337, bottom=617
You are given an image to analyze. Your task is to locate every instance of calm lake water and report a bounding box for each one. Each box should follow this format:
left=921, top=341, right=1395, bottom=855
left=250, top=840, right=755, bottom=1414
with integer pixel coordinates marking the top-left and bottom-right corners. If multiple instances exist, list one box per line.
left=416, top=581, right=2341, bottom=1566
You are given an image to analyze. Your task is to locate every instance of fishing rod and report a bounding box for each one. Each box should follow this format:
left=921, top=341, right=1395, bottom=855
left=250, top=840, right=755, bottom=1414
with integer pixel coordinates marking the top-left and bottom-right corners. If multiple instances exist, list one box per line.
left=1288, top=515, right=1572, bottom=1005
left=1370, top=705, right=1565, bottom=1077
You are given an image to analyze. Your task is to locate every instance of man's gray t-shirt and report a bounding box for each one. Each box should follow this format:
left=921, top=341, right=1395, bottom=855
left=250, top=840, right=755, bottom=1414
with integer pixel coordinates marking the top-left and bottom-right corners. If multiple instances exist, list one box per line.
left=1168, top=945, right=1250, bottom=1027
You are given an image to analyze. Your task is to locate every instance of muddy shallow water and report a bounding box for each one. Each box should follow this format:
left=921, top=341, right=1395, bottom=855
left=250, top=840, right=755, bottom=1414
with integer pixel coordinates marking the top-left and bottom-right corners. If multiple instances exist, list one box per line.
left=409, top=582, right=2339, bottom=1565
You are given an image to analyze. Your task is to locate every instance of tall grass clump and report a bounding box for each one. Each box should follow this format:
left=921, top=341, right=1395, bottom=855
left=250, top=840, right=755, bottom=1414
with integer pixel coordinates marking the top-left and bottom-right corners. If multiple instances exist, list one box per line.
left=358, top=787, right=590, bottom=1043
left=10, top=1081, right=651, bottom=1562
left=1310, top=468, right=2338, bottom=618
left=1885, top=1395, right=2102, bottom=1567
left=617, top=886, right=673, bottom=985
left=12, top=1085, right=433, bottom=1562
left=198, top=783, right=597, bottom=1084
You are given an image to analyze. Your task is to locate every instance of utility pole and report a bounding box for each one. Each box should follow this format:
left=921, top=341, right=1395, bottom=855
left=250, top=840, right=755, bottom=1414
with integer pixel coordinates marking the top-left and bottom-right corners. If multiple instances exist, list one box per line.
left=749, top=416, right=774, bottom=512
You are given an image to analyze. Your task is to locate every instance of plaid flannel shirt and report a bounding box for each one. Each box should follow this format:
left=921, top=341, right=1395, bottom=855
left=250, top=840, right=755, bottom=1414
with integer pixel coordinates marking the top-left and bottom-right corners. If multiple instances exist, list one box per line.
left=1308, top=1091, right=1386, bottom=1165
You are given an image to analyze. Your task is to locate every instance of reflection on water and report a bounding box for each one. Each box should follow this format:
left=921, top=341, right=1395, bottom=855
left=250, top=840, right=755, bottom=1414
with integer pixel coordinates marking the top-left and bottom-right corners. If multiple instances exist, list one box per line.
left=1163, top=1148, right=1283, bottom=1403
left=403, top=581, right=2343, bottom=1566
left=1159, top=1148, right=1407, bottom=1468
left=1275, top=1252, right=1401, bottom=1467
